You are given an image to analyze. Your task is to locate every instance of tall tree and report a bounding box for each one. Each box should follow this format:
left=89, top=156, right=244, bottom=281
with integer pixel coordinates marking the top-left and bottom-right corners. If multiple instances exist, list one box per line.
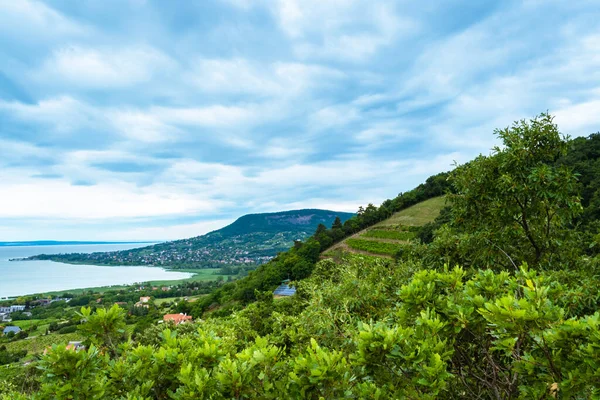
left=446, top=113, right=582, bottom=267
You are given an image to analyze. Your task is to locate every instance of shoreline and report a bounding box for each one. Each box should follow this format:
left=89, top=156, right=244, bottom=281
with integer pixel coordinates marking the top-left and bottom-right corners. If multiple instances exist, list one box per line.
left=0, top=265, right=229, bottom=298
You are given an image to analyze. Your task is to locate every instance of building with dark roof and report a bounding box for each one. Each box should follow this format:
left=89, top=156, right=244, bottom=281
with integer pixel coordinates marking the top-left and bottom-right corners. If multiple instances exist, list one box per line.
left=3, top=326, right=21, bottom=335
left=273, top=281, right=296, bottom=297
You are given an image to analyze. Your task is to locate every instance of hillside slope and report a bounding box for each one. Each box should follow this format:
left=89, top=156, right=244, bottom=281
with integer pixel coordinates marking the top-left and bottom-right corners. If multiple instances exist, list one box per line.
left=325, top=196, right=446, bottom=259
left=24, top=209, right=354, bottom=269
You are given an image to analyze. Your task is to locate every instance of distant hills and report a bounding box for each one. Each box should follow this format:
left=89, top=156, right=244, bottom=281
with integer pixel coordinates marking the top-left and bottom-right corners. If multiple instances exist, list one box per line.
left=22, top=209, right=355, bottom=269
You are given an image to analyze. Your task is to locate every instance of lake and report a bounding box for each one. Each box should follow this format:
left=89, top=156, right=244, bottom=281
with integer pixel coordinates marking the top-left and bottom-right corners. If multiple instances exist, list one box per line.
left=0, top=243, right=194, bottom=298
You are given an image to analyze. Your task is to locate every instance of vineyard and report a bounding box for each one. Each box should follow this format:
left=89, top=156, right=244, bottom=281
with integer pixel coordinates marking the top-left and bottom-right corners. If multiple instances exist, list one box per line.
left=361, top=229, right=415, bottom=241
left=4, top=333, right=81, bottom=355
left=326, top=197, right=445, bottom=259
left=345, top=238, right=402, bottom=256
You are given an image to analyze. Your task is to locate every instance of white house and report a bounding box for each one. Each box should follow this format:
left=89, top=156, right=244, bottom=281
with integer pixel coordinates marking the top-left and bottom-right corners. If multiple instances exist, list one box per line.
left=0, top=305, right=25, bottom=313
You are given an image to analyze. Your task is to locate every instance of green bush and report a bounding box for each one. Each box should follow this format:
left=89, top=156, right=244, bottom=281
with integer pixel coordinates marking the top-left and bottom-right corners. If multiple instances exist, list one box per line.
left=57, top=325, right=77, bottom=334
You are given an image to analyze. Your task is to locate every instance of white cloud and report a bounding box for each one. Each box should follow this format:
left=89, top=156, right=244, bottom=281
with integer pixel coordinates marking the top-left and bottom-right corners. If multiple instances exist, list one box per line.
left=110, top=110, right=179, bottom=143
left=102, top=219, right=235, bottom=241
left=0, top=96, right=103, bottom=135
left=554, top=100, right=600, bottom=135
left=309, top=104, right=361, bottom=131
left=270, top=0, right=414, bottom=61
left=189, top=58, right=344, bottom=97
left=355, top=121, right=412, bottom=142
left=34, top=46, right=175, bottom=89
left=0, top=0, right=86, bottom=39
left=0, top=179, right=221, bottom=220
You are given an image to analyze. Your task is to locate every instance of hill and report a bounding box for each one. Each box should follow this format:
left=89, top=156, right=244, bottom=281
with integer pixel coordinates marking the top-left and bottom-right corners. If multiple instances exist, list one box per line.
left=22, top=209, right=354, bottom=269
left=325, top=196, right=447, bottom=258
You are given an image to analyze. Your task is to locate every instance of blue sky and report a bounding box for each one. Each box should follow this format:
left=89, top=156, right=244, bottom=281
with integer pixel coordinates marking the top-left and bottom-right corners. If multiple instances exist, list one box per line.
left=1, top=0, right=599, bottom=241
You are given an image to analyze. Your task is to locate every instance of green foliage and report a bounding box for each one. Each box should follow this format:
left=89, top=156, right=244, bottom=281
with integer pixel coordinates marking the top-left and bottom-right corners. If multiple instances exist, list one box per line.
left=23, top=256, right=600, bottom=399
left=38, top=344, right=108, bottom=399
left=444, top=113, right=582, bottom=268
left=346, top=238, right=402, bottom=256
left=77, top=304, right=127, bottom=356
left=0, top=345, right=26, bottom=365
left=362, top=229, right=415, bottom=241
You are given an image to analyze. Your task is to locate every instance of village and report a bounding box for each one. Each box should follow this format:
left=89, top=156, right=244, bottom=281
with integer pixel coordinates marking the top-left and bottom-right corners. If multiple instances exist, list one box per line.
left=0, top=279, right=296, bottom=367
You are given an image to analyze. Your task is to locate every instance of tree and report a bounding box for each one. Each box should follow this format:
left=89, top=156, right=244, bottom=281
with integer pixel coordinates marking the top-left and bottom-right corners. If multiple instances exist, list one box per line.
left=77, top=304, right=127, bottom=357
left=331, top=217, right=343, bottom=230
left=446, top=113, right=582, bottom=268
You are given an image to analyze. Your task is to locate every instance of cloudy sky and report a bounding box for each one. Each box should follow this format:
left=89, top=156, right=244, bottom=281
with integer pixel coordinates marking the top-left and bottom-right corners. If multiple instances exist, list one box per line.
left=0, top=0, right=599, bottom=241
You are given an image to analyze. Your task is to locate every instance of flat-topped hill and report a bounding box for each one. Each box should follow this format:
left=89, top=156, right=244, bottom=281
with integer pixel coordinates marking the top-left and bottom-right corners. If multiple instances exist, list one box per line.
left=23, top=209, right=354, bottom=269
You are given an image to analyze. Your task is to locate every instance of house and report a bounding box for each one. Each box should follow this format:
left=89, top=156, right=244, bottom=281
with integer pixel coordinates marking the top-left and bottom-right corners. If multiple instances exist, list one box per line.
left=44, top=341, right=86, bottom=355
left=66, top=341, right=86, bottom=351
left=161, top=287, right=170, bottom=291
left=0, top=305, right=25, bottom=314
left=273, top=280, right=296, bottom=298
left=3, top=326, right=21, bottom=336
left=135, top=296, right=151, bottom=308
left=163, top=313, right=193, bottom=325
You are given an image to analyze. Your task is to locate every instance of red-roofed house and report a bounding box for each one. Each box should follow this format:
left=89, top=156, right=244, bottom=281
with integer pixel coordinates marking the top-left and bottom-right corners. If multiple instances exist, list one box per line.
left=163, top=313, right=193, bottom=325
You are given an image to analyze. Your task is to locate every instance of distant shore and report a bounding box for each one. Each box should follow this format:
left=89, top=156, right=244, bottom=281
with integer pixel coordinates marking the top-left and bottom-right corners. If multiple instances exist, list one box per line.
left=0, top=240, right=157, bottom=247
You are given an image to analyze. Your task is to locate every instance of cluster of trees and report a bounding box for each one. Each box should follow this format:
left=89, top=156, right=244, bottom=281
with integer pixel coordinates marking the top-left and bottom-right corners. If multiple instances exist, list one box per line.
left=3, top=114, right=600, bottom=398
left=0, top=346, right=26, bottom=366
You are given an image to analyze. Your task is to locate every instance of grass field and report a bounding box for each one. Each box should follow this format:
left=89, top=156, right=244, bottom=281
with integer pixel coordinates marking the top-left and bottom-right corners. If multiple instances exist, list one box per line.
left=376, top=196, right=446, bottom=227
left=154, top=294, right=205, bottom=305
left=11, top=318, right=59, bottom=336
left=38, top=268, right=227, bottom=296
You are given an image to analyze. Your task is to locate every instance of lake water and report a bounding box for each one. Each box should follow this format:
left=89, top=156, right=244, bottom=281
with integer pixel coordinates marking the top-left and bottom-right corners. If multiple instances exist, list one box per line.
left=0, top=244, right=193, bottom=298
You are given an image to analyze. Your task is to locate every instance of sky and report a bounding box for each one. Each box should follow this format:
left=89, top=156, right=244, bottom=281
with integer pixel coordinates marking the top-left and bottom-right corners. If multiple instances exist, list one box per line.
left=0, top=0, right=599, bottom=241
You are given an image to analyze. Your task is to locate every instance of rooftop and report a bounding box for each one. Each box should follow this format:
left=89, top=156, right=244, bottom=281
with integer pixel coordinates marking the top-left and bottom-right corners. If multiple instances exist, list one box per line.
left=3, top=326, right=21, bottom=335
left=163, top=313, right=193, bottom=325
left=273, top=283, right=296, bottom=297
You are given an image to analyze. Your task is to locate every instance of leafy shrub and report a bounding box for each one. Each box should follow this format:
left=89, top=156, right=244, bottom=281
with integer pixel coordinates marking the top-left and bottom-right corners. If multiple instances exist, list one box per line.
left=57, top=325, right=77, bottom=334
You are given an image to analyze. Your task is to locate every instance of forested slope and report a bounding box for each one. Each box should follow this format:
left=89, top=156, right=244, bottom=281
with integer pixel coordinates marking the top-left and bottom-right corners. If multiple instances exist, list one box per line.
left=3, top=114, right=600, bottom=399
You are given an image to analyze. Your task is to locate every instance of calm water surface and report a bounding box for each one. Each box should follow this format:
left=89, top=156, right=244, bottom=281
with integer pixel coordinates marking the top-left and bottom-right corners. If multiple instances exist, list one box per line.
left=0, top=244, right=193, bottom=298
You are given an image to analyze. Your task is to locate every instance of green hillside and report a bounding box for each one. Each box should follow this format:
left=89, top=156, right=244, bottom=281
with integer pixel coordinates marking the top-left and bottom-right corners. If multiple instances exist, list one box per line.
left=375, top=196, right=447, bottom=228
left=325, top=196, right=446, bottom=258
left=23, top=209, right=354, bottom=269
